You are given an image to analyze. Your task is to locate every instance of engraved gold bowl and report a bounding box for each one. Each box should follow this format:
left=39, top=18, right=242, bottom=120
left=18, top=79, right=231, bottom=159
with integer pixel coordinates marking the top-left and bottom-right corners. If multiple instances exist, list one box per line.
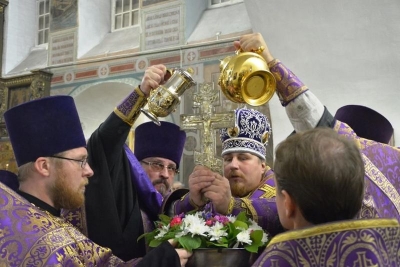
left=218, top=50, right=276, bottom=106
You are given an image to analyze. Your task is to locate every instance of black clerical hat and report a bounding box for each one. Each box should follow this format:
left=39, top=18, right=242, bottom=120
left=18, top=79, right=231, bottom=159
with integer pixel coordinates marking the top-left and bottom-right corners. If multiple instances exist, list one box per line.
left=134, top=121, right=186, bottom=169
left=4, top=95, right=86, bottom=166
left=334, top=105, right=393, bottom=144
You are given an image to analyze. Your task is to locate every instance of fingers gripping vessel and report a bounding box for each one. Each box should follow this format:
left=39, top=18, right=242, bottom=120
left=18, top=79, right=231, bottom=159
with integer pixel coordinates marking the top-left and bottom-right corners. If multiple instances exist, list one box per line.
left=141, top=68, right=196, bottom=126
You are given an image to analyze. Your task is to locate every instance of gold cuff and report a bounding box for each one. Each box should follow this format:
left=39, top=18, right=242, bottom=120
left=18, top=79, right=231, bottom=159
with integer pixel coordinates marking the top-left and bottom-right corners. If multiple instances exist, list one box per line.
left=189, top=197, right=205, bottom=210
left=267, top=58, right=280, bottom=69
left=226, top=197, right=235, bottom=214
left=114, top=87, right=148, bottom=126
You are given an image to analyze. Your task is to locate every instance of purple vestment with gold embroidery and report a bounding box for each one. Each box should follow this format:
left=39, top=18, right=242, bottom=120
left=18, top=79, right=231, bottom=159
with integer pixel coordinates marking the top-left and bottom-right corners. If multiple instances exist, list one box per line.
left=165, top=166, right=283, bottom=236
left=0, top=182, right=143, bottom=266
left=334, top=122, right=400, bottom=220
left=253, top=219, right=400, bottom=266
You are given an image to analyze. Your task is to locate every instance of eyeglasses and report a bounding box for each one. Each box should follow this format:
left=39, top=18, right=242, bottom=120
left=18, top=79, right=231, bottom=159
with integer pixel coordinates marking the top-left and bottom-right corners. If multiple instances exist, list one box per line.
left=141, top=160, right=179, bottom=175
left=49, top=155, right=88, bottom=169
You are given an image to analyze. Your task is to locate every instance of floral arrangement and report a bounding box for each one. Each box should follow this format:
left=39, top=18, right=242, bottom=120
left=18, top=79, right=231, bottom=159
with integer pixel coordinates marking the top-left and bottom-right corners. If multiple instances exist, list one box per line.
left=139, top=211, right=269, bottom=253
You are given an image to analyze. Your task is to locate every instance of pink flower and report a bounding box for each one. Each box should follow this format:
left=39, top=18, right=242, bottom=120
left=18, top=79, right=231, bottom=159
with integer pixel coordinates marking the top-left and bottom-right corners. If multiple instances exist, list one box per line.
left=214, top=215, right=229, bottom=225
left=205, top=219, right=214, bottom=226
left=170, top=216, right=182, bottom=227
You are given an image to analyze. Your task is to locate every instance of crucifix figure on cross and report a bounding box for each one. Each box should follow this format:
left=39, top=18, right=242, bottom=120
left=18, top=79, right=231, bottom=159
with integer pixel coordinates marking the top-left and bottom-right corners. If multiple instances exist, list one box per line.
left=180, top=83, right=235, bottom=174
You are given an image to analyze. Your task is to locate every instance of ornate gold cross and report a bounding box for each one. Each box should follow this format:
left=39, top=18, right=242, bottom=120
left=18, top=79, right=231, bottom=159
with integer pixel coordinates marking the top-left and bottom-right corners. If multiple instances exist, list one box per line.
left=181, top=83, right=235, bottom=174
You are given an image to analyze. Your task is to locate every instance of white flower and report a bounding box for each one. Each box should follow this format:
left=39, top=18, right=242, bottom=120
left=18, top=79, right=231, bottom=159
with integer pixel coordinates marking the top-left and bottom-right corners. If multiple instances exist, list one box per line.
left=227, top=215, right=236, bottom=223
left=155, top=224, right=170, bottom=239
left=208, top=221, right=228, bottom=242
left=248, top=219, right=269, bottom=243
left=248, top=219, right=262, bottom=231
left=261, top=232, right=269, bottom=243
left=175, top=230, right=185, bottom=238
left=183, top=213, right=209, bottom=237
left=236, top=228, right=252, bottom=245
left=183, top=212, right=204, bottom=226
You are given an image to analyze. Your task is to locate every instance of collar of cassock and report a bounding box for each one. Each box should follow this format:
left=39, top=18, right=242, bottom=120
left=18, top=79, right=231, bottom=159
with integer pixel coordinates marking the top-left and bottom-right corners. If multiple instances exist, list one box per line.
left=17, top=190, right=61, bottom=217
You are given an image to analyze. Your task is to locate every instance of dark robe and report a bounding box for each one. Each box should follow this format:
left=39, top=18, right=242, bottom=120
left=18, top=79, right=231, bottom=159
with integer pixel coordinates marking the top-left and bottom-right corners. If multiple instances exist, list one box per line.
left=85, top=112, right=162, bottom=261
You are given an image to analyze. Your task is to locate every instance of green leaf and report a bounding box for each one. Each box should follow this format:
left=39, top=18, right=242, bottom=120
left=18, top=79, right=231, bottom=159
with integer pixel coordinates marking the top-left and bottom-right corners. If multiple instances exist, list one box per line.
left=158, top=214, right=172, bottom=224
left=137, top=230, right=157, bottom=243
left=233, top=220, right=248, bottom=230
left=178, top=235, right=202, bottom=252
left=206, top=241, right=228, bottom=248
left=149, top=239, right=163, bottom=247
left=137, top=232, right=149, bottom=241
left=244, top=243, right=259, bottom=253
left=250, top=229, right=263, bottom=244
left=236, top=211, right=248, bottom=222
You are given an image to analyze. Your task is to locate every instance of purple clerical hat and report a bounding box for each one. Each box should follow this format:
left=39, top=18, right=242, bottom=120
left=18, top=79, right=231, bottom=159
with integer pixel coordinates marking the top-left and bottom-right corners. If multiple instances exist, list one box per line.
left=4, top=95, right=86, bottom=166
left=0, top=170, right=19, bottom=191
left=220, top=107, right=271, bottom=160
left=334, top=105, right=393, bottom=144
left=134, top=121, right=186, bottom=168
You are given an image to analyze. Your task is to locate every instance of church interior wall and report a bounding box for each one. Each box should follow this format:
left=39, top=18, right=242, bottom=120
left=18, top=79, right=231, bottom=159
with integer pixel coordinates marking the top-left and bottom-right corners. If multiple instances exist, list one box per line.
left=186, top=2, right=251, bottom=44
left=184, top=0, right=207, bottom=40
left=77, top=1, right=111, bottom=58
left=3, top=0, right=37, bottom=74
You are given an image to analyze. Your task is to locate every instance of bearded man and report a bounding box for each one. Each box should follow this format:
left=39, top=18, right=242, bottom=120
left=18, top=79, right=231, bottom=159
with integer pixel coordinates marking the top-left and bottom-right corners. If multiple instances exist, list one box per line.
left=0, top=95, right=190, bottom=266
left=163, top=107, right=285, bottom=237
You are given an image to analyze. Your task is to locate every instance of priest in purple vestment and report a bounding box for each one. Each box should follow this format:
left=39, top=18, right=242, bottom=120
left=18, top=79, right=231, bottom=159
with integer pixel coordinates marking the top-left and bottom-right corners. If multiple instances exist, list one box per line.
left=135, top=121, right=186, bottom=198
left=163, top=107, right=285, bottom=237
left=253, top=127, right=400, bottom=266
left=249, top=32, right=400, bottom=220
left=0, top=95, right=186, bottom=266
left=238, top=32, right=400, bottom=221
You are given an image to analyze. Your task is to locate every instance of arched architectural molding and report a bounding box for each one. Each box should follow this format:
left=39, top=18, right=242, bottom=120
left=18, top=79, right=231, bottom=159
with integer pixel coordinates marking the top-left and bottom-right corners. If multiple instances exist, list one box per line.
left=71, top=78, right=141, bottom=139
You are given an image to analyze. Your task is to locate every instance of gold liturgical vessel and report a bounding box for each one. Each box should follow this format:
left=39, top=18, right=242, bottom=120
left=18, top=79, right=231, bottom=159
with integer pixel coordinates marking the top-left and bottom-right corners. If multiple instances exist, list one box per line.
left=141, top=68, right=196, bottom=126
left=218, top=48, right=276, bottom=106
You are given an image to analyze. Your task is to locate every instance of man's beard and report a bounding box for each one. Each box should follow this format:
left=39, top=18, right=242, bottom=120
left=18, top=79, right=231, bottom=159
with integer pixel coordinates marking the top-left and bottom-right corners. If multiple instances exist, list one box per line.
left=52, top=170, right=87, bottom=210
left=227, top=171, right=249, bottom=197
left=152, top=179, right=170, bottom=197
left=230, top=181, right=248, bottom=198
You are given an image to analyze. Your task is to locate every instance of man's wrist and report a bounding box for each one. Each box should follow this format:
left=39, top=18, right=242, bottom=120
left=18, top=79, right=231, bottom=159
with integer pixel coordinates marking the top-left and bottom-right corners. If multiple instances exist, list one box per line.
left=138, top=84, right=150, bottom=97
left=189, top=197, right=205, bottom=210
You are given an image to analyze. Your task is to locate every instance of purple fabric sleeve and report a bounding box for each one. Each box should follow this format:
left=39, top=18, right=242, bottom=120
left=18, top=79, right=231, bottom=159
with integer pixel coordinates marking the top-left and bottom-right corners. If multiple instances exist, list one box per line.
left=268, top=59, right=309, bottom=106
left=124, top=144, right=163, bottom=220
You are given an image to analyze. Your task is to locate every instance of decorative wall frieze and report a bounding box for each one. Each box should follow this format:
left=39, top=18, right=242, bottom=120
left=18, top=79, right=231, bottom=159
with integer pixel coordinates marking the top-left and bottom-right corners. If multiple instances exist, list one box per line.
left=50, top=41, right=235, bottom=88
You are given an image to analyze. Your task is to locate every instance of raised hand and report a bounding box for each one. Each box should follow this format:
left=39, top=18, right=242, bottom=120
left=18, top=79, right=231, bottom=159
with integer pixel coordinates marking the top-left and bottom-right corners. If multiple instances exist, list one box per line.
left=140, top=64, right=168, bottom=96
left=234, top=32, right=275, bottom=63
